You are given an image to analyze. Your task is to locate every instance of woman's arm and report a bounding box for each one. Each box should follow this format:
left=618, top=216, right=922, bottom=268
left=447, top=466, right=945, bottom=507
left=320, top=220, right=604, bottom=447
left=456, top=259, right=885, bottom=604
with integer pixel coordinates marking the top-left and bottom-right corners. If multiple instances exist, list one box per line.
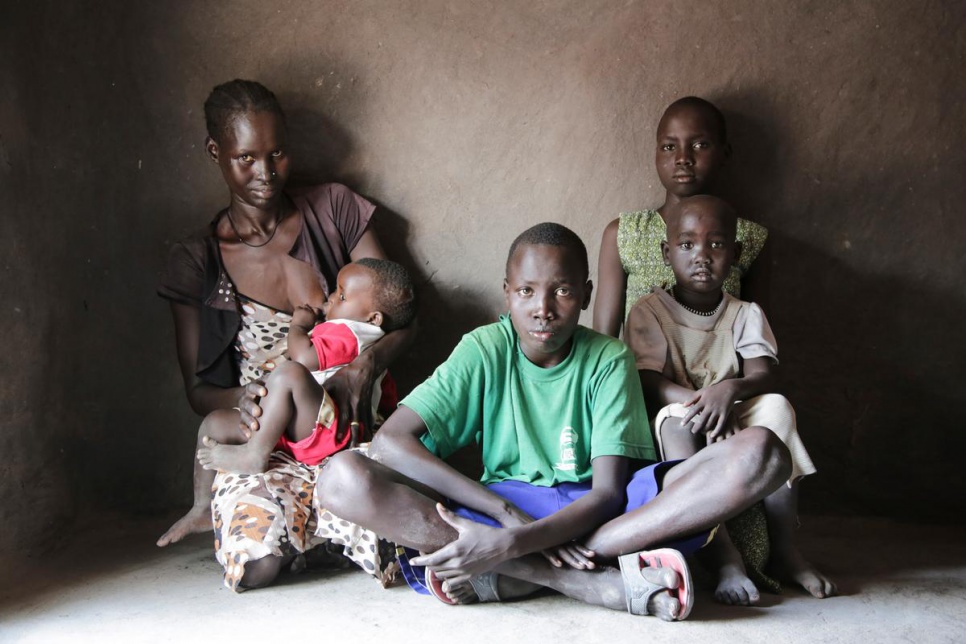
left=593, top=218, right=628, bottom=337
left=170, top=302, right=245, bottom=416
left=326, top=225, right=418, bottom=440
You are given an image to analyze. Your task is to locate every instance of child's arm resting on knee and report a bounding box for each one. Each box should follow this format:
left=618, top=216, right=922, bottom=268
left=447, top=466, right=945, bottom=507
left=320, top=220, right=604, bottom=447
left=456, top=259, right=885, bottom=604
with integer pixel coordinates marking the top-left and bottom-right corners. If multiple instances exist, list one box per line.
left=683, top=356, right=776, bottom=441
left=370, top=406, right=526, bottom=527
left=639, top=369, right=696, bottom=412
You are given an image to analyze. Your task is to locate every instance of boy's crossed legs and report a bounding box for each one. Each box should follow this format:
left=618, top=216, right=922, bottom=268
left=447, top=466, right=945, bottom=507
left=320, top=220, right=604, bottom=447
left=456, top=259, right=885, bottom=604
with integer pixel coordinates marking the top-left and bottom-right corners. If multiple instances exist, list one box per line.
left=317, top=426, right=791, bottom=619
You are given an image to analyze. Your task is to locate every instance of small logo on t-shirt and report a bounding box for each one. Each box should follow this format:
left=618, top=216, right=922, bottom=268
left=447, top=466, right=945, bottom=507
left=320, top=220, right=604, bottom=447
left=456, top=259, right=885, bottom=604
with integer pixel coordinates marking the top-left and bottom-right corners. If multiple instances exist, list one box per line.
left=556, top=427, right=578, bottom=471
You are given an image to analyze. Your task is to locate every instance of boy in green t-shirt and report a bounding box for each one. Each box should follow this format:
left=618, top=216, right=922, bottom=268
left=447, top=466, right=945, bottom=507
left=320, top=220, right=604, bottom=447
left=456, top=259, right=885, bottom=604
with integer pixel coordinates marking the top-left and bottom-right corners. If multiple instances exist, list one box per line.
left=317, top=223, right=791, bottom=621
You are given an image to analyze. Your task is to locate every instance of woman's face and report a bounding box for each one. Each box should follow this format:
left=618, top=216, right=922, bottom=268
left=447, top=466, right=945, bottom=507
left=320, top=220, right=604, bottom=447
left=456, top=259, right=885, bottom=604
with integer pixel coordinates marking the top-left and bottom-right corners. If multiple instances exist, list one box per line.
left=208, top=110, right=291, bottom=210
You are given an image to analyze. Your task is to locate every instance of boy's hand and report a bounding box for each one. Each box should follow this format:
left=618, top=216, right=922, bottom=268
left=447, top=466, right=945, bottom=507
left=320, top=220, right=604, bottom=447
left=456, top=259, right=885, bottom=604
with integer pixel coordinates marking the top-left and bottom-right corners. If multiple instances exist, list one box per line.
left=292, top=304, right=322, bottom=328
left=682, top=381, right=739, bottom=439
left=411, top=505, right=515, bottom=582
left=496, top=504, right=595, bottom=569
left=544, top=542, right=597, bottom=570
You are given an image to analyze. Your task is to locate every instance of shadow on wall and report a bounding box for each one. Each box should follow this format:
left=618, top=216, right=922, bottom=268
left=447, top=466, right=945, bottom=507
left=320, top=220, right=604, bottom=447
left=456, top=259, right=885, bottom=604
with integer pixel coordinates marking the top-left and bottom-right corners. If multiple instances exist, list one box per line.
left=710, top=91, right=966, bottom=521
left=277, top=78, right=495, bottom=395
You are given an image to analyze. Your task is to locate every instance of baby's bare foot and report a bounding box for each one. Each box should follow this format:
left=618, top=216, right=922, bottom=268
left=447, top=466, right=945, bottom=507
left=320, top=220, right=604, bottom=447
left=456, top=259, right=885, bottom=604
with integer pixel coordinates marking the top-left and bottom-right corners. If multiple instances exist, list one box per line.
left=715, top=562, right=761, bottom=605
left=197, top=436, right=266, bottom=474
left=156, top=505, right=211, bottom=547
left=773, top=548, right=837, bottom=598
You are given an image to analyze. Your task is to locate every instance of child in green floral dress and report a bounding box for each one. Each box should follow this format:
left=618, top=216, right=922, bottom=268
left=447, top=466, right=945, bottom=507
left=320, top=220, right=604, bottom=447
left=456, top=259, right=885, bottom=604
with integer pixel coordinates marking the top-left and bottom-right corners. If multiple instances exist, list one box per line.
left=594, top=96, right=768, bottom=338
left=593, top=97, right=774, bottom=606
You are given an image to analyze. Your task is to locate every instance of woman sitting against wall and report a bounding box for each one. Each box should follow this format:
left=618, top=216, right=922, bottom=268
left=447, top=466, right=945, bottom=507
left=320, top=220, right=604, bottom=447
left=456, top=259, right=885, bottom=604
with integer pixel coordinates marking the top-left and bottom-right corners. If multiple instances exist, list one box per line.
left=157, top=79, right=413, bottom=590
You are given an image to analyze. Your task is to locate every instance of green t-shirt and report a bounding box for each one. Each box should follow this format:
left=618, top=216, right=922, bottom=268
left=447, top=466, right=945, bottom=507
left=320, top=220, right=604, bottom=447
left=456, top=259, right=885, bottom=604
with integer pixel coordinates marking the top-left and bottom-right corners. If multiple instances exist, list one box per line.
left=402, top=316, right=655, bottom=486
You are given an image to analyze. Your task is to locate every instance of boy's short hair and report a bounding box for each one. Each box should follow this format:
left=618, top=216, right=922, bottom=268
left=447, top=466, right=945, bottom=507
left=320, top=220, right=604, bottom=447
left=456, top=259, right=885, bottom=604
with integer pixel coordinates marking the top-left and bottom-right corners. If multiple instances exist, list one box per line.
left=506, top=222, right=589, bottom=280
left=354, top=258, right=416, bottom=332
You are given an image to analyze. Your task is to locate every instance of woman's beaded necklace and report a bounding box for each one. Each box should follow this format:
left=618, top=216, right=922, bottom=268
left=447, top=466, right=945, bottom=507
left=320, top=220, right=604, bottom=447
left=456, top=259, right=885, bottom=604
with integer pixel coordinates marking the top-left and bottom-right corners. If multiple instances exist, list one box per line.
left=671, top=286, right=722, bottom=317
left=226, top=208, right=281, bottom=248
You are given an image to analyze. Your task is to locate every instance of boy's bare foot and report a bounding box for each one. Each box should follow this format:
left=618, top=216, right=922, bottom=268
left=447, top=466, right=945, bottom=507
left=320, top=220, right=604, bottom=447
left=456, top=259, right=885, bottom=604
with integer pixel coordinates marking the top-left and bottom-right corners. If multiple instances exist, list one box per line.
left=627, top=565, right=684, bottom=620
left=772, top=548, right=837, bottom=598
left=156, top=505, right=212, bottom=547
left=715, top=562, right=761, bottom=605
left=197, top=436, right=267, bottom=474
left=498, top=556, right=684, bottom=620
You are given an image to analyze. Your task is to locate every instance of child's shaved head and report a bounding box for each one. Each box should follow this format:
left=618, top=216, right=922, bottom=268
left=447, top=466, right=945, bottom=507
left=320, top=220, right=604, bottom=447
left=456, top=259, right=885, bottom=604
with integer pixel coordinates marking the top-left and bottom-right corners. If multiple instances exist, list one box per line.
left=666, top=195, right=737, bottom=241
left=659, top=96, right=728, bottom=144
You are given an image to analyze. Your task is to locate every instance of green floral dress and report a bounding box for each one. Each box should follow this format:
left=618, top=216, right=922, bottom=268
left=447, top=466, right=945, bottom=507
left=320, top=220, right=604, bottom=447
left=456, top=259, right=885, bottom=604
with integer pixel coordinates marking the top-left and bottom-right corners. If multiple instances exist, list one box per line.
left=617, top=209, right=769, bottom=321
left=618, top=208, right=779, bottom=594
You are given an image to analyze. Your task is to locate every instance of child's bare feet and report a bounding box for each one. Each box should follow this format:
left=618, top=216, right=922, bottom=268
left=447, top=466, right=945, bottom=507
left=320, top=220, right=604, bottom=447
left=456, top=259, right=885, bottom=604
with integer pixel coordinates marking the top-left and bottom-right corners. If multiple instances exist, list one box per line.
left=772, top=548, right=837, bottom=598
left=156, top=504, right=211, bottom=547
left=715, top=561, right=761, bottom=605
left=196, top=436, right=267, bottom=474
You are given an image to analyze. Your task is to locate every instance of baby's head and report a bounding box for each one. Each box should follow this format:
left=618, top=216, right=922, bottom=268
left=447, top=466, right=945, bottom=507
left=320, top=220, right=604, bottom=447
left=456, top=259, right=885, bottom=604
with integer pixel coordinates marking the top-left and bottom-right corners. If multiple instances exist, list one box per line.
left=655, top=96, right=730, bottom=199
left=504, top=223, right=592, bottom=368
left=661, top=195, right=741, bottom=295
left=324, top=258, right=416, bottom=332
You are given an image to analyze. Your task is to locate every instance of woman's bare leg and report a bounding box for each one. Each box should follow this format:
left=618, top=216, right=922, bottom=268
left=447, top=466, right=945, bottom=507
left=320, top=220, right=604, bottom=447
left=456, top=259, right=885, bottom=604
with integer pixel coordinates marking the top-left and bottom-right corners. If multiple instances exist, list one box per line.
left=157, top=409, right=246, bottom=546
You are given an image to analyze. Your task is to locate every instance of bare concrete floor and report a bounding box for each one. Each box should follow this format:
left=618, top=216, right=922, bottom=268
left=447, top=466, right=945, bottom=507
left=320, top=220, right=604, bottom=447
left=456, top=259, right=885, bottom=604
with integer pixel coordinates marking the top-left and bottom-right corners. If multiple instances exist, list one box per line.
left=1, top=515, right=964, bottom=643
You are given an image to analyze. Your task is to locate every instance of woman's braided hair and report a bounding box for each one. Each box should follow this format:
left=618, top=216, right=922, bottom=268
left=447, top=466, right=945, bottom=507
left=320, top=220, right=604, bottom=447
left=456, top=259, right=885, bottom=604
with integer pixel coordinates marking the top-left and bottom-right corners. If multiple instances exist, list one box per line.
left=204, top=79, right=286, bottom=143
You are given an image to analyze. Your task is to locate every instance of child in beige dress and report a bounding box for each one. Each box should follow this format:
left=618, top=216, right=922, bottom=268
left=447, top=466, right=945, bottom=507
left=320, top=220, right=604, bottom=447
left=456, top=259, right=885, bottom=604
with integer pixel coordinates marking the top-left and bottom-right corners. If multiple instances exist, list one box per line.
left=625, top=194, right=836, bottom=603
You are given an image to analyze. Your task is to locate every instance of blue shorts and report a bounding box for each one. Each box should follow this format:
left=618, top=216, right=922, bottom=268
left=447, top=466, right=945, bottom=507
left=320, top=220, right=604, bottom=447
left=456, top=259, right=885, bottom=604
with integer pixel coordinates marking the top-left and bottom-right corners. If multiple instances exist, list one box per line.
left=398, top=461, right=713, bottom=595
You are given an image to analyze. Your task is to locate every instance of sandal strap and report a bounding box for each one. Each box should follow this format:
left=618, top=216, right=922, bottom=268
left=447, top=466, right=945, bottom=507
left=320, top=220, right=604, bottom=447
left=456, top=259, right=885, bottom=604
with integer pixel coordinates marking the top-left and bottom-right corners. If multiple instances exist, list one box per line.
left=469, top=572, right=501, bottom=602
left=618, top=553, right=663, bottom=616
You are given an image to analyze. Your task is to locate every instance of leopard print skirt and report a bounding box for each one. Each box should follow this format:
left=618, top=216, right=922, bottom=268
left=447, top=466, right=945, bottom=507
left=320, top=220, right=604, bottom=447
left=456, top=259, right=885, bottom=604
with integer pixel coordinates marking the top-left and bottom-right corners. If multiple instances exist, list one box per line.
left=212, top=448, right=397, bottom=591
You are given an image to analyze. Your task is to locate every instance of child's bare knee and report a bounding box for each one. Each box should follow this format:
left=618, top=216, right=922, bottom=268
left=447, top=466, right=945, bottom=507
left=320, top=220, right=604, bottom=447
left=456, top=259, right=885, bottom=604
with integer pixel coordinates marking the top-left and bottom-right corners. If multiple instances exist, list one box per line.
left=267, top=360, right=310, bottom=388
left=659, top=416, right=689, bottom=441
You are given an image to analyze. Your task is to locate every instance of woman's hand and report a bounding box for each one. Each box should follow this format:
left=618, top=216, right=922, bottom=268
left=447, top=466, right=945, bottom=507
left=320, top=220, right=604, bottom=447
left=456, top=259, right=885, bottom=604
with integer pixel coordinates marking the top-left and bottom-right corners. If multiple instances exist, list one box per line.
left=325, top=350, right=377, bottom=446
left=237, top=381, right=268, bottom=438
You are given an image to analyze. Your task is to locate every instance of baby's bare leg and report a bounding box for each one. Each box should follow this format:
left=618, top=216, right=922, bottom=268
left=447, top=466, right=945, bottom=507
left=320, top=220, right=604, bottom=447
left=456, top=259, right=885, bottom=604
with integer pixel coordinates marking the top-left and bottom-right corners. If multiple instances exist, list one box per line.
left=158, top=409, right=246, bottom=547
left=765, top=481, right=836, bottom=598
left=197, top=361, right=326, bottom=474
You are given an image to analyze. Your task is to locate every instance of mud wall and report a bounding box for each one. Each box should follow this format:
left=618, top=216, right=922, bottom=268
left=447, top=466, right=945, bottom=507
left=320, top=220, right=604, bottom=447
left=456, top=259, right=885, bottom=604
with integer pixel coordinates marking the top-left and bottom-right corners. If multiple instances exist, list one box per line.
left=2, top=0, right=963, bottom=557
